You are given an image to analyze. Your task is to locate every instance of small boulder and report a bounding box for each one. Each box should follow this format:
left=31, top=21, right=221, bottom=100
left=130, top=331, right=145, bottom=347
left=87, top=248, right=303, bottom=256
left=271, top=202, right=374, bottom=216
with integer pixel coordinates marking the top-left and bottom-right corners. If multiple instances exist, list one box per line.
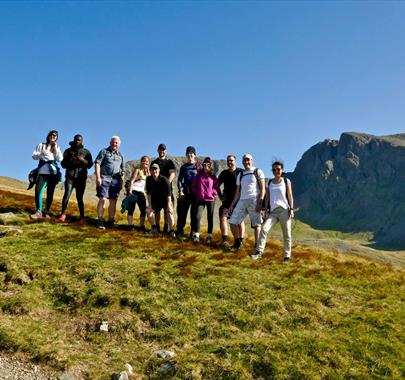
left=59, top=372, right=76, bottom=380
left=99, top=321, right=109, bottom=332
left=153, top=350, right=176, bottom=359
left=111, top=371, right=129, bottom=380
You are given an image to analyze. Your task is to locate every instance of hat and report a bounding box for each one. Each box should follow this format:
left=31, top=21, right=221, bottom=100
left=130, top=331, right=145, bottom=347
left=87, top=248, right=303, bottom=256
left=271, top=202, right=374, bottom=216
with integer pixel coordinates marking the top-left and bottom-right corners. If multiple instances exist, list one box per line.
left=186, top=146, right=196, bottom=155
left=158, top=143, right=166, bottom=150
left=243, top=153, right=253, bottom=160
left=151, top=163, right=160, bottom=170
left=203, top=157, right=212, bottom=164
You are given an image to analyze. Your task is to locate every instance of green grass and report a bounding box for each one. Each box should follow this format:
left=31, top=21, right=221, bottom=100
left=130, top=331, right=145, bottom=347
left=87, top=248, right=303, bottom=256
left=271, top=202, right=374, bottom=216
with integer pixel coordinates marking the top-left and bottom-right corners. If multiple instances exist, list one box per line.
left=0, top=187, right=404, bottom=379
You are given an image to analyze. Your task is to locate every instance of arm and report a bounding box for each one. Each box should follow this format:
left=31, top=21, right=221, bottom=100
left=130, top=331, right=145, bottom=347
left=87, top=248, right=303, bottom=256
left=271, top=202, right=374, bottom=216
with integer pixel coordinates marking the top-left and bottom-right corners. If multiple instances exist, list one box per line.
left=95, top=163, right=102, bottom=187
left=54, top=145, right=63, bottom=162
left=177, top=166, right=185, bottom=198
left=256, top=178, right=266, bottom=212
left=287, top=180, right=294, bottom=219
left=129, top=169, right=139, bottom=195
left=167, top=169, right=176, bottom=184
left=32, top=144, right=43, bottom=160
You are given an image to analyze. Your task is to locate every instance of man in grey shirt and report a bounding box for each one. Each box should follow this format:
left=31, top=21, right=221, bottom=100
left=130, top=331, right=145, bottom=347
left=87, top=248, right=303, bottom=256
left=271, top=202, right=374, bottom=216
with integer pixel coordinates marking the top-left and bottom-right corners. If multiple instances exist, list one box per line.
left=95, top=136, right=125, bottom=229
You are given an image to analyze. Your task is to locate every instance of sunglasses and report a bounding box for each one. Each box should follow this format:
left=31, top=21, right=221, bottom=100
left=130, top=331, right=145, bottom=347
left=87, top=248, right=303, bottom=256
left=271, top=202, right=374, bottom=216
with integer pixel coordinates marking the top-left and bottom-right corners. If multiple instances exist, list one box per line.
left=272, top=168, right=282, bottom=172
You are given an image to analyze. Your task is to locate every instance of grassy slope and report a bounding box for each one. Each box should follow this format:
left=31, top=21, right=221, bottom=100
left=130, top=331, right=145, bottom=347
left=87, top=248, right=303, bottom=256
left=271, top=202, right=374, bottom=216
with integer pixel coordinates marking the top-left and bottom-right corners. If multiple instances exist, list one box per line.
left=0, top=186, right=404, bottom=379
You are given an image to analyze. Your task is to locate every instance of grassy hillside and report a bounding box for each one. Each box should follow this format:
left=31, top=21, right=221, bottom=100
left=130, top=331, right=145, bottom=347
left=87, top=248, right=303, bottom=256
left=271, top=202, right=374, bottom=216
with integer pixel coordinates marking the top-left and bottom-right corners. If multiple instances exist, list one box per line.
left=0, top=185, right=404, bottom=379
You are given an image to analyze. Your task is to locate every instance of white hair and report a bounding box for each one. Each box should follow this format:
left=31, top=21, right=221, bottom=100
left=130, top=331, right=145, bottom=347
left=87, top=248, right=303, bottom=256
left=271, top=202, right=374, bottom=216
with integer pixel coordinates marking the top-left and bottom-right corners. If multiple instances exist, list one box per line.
left=110, top=135, right=121, bottom=143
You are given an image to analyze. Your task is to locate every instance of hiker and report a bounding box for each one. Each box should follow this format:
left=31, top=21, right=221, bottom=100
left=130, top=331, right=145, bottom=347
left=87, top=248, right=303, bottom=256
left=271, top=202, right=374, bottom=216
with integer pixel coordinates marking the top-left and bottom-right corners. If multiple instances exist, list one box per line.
left=228, top=154, right=265, bottom=249
left=176, top=146, right=200, bottom=237
left=151, top=143, right=176, bottom=233
left=191, top=157, right=222, bottom=243
left=218, top=154, right=244, bottom=246
left=145, top=163, right=176, bottom=237
left=95, top=136, right=125, bottom=229
left=252, top=161, right=294, bottom=261
left=30, top=130, right=63, bottom=220
left=126, top=155, right=150, bottom=232
left=57, top=134, right=93, bottom=223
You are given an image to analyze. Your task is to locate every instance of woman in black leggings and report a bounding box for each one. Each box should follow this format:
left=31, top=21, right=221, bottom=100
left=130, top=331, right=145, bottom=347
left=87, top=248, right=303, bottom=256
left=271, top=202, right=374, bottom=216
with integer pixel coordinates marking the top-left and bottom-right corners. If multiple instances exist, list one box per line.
left=30, top=130, right=63, bottom=220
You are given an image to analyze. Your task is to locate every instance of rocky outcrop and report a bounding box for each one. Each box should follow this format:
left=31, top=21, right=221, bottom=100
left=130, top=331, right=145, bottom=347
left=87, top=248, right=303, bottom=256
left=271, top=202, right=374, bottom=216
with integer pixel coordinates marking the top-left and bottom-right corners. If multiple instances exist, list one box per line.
left=290, top=132, right=405, bottom=248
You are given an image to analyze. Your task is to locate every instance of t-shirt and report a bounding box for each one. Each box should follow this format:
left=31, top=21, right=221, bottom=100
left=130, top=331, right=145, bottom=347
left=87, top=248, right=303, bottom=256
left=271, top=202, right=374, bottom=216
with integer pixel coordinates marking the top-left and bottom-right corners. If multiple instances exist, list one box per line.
left=218, top=168, right=243, bottom=202
left=95, top=147, right=124, bottom=180
left=145, top=175, right=172, bottom=206
left=178, top=162, right=200, bottom=194
left=151, top=157, right=176, bottom=179
left=236, top=167, right=265, bottom=200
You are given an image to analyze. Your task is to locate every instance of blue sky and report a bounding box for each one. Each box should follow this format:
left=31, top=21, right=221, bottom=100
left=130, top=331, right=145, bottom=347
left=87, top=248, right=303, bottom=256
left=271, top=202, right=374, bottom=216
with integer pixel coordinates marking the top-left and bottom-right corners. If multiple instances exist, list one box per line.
left=1, top=0, right=404, bottom=180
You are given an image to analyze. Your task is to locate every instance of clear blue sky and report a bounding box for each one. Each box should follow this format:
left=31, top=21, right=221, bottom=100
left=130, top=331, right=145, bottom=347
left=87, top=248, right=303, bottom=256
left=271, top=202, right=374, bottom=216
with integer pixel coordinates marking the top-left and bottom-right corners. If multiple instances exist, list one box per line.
left=1, top=0, right=404, bottom=180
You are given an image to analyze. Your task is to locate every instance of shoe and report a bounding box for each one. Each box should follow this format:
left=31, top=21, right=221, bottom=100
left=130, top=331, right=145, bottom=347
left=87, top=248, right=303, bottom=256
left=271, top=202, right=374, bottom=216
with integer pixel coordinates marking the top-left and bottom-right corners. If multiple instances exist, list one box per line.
left=77, top=218, right=86, bottom=225
left=30, top=210, right=43, bottom=220
left=232, top=239, right=243, bottom=250
left=106, top=219, right=115, bottom=229
left=97, top=220, right=106, bottom=230
left=284, top=257, right=291, bottom=263
left=191, top=235, right=200, bottom=243
left=151, top=226, right=159, bottom=234
left=44, top=214, right=51, bottom=220
left=57, top=214, right=66, bottom=222
left=127, top=225, right=134, bottom=231
left=139, top=226, right=149, bottom=233
left=205, top=235, right=212, bottom=244
left=169, top=230, right=176, bottom=238
left=251, top=251, right=263, bottom=260
left=163, top=224, right=168, bottom=234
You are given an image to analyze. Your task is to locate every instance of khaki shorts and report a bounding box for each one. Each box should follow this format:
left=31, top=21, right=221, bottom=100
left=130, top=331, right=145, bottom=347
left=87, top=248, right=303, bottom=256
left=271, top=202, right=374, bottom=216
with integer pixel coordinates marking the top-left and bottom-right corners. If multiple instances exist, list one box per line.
left=229, top=198, right=262, bottom=227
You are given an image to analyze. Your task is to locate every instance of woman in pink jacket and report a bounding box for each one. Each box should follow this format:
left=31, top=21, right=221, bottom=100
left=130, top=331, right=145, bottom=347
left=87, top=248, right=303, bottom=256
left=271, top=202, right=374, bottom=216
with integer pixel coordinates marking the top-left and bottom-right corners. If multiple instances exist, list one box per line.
left=191, top=157, right=222, bottom=243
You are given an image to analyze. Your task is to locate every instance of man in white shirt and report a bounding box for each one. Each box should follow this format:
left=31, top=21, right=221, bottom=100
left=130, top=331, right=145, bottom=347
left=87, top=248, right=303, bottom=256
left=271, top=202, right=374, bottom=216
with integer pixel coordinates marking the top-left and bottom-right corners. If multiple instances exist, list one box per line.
left=228, top=154, right=265, bottom=250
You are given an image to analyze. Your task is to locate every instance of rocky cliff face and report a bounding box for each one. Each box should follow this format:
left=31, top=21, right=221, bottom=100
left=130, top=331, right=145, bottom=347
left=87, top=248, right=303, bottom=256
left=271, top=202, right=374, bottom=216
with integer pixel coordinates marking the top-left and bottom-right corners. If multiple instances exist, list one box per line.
left=290, top=132, right=405, bottom=248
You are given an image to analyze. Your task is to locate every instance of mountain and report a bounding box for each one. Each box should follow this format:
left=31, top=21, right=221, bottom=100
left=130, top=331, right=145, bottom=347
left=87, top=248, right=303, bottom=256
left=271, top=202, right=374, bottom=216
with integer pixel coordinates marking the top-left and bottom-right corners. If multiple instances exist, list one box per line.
left=290, top=132, right=405, bottom=248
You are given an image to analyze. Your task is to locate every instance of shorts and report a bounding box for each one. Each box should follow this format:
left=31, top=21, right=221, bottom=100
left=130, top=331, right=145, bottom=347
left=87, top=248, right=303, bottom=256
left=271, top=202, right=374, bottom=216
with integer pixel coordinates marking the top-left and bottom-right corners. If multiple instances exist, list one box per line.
left=96, top=178, right=122, bottom=200
left=152, top=200, right=168, bottom=214
left=229, top=198, right=262, bottom=227
left=219, top=200, right=232, bottom=218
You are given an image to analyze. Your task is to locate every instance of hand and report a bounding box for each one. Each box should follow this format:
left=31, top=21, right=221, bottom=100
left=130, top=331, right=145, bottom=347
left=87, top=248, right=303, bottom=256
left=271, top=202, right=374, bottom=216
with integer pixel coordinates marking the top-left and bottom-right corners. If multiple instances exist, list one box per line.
left=77, top=155, right=85, bottom=162
left=178, top=192, right=185, bottom=200
left=255, top=201, right=262, bottom=213
left=227, top=206, right=233, bottom=218
left=96, top=178, right=102, bottom=187
left=288, top=209, right=294, bottom=220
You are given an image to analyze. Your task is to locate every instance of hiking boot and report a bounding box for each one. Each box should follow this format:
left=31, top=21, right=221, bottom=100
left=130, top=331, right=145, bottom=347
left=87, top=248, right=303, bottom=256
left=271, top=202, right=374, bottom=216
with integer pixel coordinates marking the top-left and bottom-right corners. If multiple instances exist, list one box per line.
left=283, top=257, right=291, bottom=263
left=169, top=230, right=176, bottom=238
left=191, top=235, right=200, bottom=243
left=30, top=210, right=43, bottom=220
left=251, top=251, right=263, bottom=260
left=97, top=220, right=106, bottom=230
left=57, top=214, right=66, bottom=222
left=139, top=225, right=149, bottom=233
left=151, top=226, right=159, bottom=234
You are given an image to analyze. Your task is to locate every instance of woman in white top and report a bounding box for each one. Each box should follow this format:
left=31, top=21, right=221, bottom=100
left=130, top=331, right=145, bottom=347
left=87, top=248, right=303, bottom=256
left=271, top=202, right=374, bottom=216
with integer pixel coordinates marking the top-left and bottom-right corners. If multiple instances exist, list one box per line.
left=253, top=161, right=294, bottom=261
left=127, top=155, right=150, bottom=231
left=30, top=130, right=63, bottom=220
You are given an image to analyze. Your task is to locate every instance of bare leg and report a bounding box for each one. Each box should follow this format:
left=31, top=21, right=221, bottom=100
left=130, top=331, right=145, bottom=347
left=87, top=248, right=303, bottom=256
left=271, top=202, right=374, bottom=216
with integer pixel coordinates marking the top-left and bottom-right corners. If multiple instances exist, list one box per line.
left=97, top=197, right=107, bottom=219
left=108, top=199, right=117, bottom=220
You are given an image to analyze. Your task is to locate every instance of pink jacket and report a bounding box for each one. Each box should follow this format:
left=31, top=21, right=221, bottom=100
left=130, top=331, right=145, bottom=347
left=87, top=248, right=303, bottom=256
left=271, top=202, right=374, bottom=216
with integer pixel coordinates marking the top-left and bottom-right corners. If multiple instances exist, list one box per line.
left=192, top=171, right=221, bottom=202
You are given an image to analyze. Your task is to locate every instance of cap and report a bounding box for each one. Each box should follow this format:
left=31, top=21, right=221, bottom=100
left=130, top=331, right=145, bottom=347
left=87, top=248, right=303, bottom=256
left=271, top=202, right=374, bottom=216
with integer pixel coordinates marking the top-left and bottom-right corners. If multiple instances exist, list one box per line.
left=158, top=143, right=166, bottom=150
left=243, top=154, right=253, bottom=160
left=186, top=146, right=196, bottom=155
left=151, top=163, right=160, bottom=170
left=203, top=157, right=212, bottom=164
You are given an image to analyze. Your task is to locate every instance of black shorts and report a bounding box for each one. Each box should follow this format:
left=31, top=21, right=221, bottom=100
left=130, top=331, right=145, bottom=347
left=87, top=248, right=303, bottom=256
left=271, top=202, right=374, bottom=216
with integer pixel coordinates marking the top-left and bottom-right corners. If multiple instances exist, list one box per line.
left=219, top=200, right=232, bottom=218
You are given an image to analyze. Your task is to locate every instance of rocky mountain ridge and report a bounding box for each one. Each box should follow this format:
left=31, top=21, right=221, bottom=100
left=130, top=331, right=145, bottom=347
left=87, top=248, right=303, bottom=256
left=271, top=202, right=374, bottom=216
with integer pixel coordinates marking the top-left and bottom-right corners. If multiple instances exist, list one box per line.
left=290, top=132, right=405, bottom=248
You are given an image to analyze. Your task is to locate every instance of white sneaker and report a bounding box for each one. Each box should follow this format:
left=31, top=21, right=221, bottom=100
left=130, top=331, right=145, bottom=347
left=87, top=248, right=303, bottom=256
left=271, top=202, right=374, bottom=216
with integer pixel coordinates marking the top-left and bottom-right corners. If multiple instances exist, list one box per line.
left=30, top=210, right=43, bottom=220
left=251, top=251, right=263, bottom=260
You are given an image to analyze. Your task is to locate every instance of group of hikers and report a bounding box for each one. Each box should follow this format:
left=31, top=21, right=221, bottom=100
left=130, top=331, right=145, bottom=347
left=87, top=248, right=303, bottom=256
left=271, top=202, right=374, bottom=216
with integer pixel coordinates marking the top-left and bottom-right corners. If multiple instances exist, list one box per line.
left=29, top=131, right=295, bottom=261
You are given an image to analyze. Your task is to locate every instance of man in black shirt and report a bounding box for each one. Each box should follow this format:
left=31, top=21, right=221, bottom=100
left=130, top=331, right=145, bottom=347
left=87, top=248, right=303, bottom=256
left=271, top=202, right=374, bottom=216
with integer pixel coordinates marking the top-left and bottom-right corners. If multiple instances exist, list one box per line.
left=146, top=163, right=175, bottom=237
left=151, top=143, right=176, bottom=233
left=218, top=155, right=244, bottom=245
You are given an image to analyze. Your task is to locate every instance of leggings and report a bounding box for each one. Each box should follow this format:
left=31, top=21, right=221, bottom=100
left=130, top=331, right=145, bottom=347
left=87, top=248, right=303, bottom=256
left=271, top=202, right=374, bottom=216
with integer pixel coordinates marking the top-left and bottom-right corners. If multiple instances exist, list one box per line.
left=194, top=200, right=215, bottom=234
left=61, top=178, right=86, bottom=218
left=176, top=192, right=197, bottom=233
left=127, top=191, right=146, bottom=217
left=35, top=174, right=58, bottom=215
